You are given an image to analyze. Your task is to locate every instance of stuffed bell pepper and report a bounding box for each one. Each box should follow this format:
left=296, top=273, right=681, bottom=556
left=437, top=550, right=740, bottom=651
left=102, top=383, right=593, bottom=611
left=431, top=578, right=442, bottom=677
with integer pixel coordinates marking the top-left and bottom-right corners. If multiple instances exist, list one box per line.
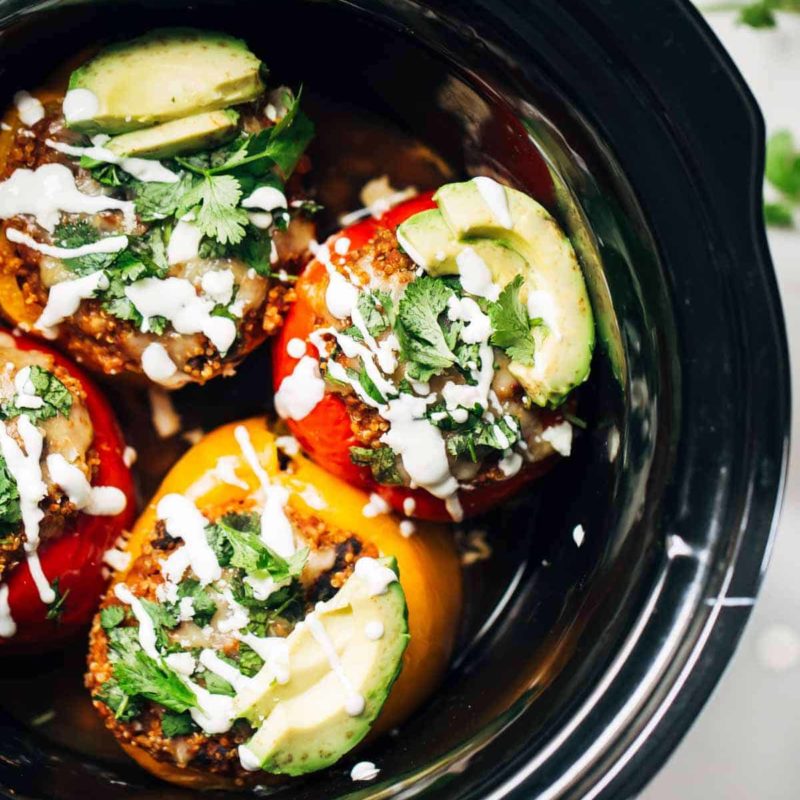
left=273, top=178, right=594, bottom=521
left=0, top=329, right=134, bottom=650
left=86, top=418, right=461, bottom=788
left=0, top=28, right=316, bottom=387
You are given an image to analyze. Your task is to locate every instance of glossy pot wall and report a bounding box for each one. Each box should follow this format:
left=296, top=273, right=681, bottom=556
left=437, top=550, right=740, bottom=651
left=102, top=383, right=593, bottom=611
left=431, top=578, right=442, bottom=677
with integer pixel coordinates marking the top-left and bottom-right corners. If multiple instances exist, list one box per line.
left=0, top=1, right=789, bottom=799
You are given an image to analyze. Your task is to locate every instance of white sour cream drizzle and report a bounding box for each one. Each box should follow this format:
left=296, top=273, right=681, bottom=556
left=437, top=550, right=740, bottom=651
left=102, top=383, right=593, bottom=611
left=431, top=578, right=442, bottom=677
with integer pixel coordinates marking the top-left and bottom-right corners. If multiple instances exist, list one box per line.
left=167, top=218, right=203, bottom=265
left=124, top=276, right=237, bottom=355
left=0, top=415, right=46, bottom=551
left=36, top=270, right=110, bottom=334
left=233, top=424, right=295, bottom=558
left=114, top=583, right=159, bottom=659
left=141, top=343, right=178, bottom=385
left=456, top=247, right=501, bottom=301
left=26, top=550, right=54, bottom=604
left=183, top=677, right=236, bottom=735
left=13, top=367, right=43, bottom=409
left=0, top=163, right=135, bottom=231
left=305, top=613, right=365, bottom=717
left=380, top=394, right=459, bottom=504
left=156, top=493, right=222, bottom=586
left=473, top=176, right=513, bottom=229
left=46, top=453, right=127, bottom=515
left=273, top=356, right=325, bottom=421
left=364, top=621, right=384, bottom=641
left=0, top=585, right=16, bottom=637
left=5, top=226, right=128, bottom=260
left=539, top=420, right=573, bottom=457
left=238, top=634, right=290, bottom=685
left=362, top=493, right=390, bottom=518
left=199, top=648, right=251, bottom=693
left=353, top=557, right=399, bottom=597
left=351, top=761, right=380, bottom=781
left=62, top=89, right=99, bottom=125
left=14, top=91, right=44, bottom=127
left=45, top=138, right=179, bottom=184
left=242, top=186, right=287, bottom=212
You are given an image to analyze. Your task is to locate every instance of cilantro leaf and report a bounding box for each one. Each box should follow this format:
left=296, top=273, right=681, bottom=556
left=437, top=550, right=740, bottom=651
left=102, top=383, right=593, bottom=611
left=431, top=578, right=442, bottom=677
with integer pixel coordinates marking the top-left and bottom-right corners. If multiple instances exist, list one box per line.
left=395, top=277, right=457, bottom=379
left=356, top=290, right=394, bottom=337
left=355, top=362, right=387, bottom=405
left=211, top=516, right=308, bottom=582
left=350, top=445, right=403, bottom=484
left=53, top=221, right=118, bottom=275
left=179, top=175, right=249, bottom=245
left=234, top=229, right=273, bottom=276
left=94, top=678, right=143, bottom=722
left=133, top=172, right=195, bottom=222
left=170, top=578, right=217, bottom=627
left=488, top=276, right=536, bottom=366
left=445, top=415, right=522, bottom=462
left=206, top=91, right=314, bottom=180
left=114, top=650, right=197, bottom=713
left=80, top=157, right=131, bottom=188
left=161, top=710, right=197, bottom=738
left=0, top=455, right=21, bottom=538
left=100, top=605, right=126, bottom=630
left=237, top=642, right=265, bottom=678
left=3, top=366, right=72, bottom=423
left=201, top=671, right=235, bottom=697
left=45, top=579, right=69, bottom=622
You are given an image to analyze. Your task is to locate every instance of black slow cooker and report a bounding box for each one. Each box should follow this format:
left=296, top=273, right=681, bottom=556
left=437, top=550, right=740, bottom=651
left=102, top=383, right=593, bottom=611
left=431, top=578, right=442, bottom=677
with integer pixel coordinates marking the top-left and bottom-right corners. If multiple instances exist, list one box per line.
left=0, top=0, right=789, bottom=798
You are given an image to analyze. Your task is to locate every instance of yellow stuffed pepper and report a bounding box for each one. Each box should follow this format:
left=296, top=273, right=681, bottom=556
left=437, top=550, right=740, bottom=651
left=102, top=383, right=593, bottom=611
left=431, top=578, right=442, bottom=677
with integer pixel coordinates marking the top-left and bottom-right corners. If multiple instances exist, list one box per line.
left=85, top=417, right=462, bottom=789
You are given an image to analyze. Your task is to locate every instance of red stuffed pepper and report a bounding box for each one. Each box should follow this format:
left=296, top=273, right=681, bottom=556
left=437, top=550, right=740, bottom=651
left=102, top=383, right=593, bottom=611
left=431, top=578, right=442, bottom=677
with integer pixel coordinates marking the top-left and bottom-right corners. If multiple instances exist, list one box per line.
left=273, top=178, right=595, bottom=521
left=0, top=329, right=134, bottom=650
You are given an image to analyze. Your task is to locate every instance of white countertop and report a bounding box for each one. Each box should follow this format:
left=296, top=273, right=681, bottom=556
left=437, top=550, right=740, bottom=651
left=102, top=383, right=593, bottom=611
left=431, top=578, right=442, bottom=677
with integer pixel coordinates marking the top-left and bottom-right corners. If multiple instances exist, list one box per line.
left=645, top=8, right=800, bottom=799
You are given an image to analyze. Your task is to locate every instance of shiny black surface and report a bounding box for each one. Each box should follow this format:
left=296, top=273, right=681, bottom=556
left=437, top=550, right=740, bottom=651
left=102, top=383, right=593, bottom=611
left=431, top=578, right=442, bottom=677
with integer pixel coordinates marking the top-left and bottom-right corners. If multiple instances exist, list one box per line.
left=0, top=1, right=789, bottom=799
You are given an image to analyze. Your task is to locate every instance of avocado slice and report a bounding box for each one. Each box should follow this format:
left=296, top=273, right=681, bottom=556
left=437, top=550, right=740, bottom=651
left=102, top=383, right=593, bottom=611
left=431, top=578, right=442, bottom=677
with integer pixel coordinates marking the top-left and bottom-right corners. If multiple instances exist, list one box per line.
left=396, top=178, right=594, bottom=406
left=65, top=28, right=265, bottom=135
left=105, top=109, right=240, bottom=158
left=234, top=557, right=409, bottom=776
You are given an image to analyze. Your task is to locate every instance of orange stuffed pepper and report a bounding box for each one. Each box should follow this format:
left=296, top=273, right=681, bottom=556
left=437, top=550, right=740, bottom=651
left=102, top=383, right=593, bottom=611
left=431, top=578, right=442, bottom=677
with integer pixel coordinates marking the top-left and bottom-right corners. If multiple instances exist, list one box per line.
left=86, top=417, right=461, bottom=788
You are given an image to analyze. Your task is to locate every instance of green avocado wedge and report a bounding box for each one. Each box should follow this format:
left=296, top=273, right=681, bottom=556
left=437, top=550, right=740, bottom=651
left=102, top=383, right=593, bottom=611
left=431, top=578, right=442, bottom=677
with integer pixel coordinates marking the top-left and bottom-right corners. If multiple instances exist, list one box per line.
left=65, top=28, right=265, bottom=135
left=396, top=178, right=595, bottom=407
left=233, top=557, right=409, bottom=776
left=105, top=109, right=240, bottom=158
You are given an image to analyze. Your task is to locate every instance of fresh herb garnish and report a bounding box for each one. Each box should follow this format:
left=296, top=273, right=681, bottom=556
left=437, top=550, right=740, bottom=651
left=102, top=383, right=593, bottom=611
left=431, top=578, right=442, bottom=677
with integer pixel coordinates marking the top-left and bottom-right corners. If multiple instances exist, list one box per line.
left=94, top=678, right=143, bottom=722
left=176, top=173, right=249, bottom=246
left=100, top=605, right=126, bottom=630
left=445, top=415, right=522, bottom=462
left=45, top=579, right=69, bottom=622
left=210, top=514, right=307, bottom=581
left=2, top=366, right=72, bottom=423
left=238, top=642, right=265, bottom=677
left=114, top=649, right=197, bottom=713
left=161, top=710, right=197, bottom=738
left=395, top=276, right=457, bottom=381
left=356, top=290, right=394, bottom=338
left=0, top=454, right=21, bottom=538
left=170, top=578, right=217, bottom=627
left=201, top=670, right=236, bottom=697
left=350, top=445, right=403, bottom=484
left=488, top=276, right=537, bottom=366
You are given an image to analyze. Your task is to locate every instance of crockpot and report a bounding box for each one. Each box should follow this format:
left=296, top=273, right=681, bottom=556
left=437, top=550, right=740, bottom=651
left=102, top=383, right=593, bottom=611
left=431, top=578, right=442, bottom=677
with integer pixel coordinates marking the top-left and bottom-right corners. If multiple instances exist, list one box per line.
left=0, top=0, right=789, bottom=798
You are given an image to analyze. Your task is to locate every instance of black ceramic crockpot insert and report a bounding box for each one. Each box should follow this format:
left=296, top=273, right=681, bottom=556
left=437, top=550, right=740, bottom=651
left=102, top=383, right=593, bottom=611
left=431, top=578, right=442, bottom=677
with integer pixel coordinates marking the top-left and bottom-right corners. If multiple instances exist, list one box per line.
left=0, top=1, right=789, bottom=799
